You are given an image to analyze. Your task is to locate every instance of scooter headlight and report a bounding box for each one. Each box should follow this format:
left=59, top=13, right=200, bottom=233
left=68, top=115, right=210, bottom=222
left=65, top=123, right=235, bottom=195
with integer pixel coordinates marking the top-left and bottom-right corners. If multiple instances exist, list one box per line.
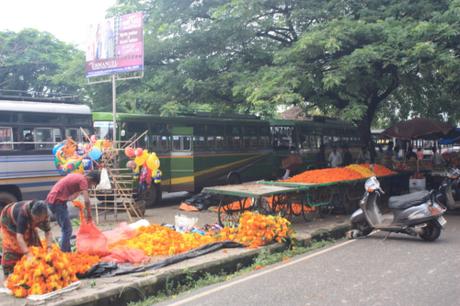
left=365, top=176, right=381, bottom=192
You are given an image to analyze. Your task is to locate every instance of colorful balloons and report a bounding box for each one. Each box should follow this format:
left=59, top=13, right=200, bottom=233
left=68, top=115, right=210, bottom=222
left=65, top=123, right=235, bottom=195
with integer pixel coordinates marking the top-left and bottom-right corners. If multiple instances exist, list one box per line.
left=88, top=147, right=102, bottom=160
left=125, top=146, right=135, bottom=158
left=134, top=150, right=148, bottom=167
left=146, top=153, right=160, bottom=171
left=134, top=148, right=143, bottom=157
left=52, top=143, right=64, bottom=155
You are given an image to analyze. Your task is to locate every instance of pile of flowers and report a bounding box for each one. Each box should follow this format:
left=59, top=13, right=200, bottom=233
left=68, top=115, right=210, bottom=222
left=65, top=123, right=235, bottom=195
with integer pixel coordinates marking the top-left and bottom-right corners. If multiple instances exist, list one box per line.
left=218, top=212, right=292, bottom=248
left=111, top=224, right=217, bottom=256
left=285, top=164, right=394, bottom=184
left=111, top=212, right=293, bottom=255
left=66, top=252, right=100, bottom=275
left=285, top=167, right=364, bottom=184
left=6, top=245, right=78, bottom=297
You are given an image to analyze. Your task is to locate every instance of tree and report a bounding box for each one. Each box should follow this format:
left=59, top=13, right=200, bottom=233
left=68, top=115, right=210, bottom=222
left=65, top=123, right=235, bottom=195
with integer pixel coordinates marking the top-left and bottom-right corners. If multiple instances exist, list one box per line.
left=0, top=29, right=83, bottom=97
left=241, top=0, right=460, bottom=159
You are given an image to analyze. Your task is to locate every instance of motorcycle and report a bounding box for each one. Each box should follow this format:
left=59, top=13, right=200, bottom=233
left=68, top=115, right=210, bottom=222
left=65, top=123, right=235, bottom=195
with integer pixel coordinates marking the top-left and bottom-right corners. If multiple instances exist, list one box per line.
left=349, top=176, right=447, bottom=241
left=437, top=168, right=460, bottom=210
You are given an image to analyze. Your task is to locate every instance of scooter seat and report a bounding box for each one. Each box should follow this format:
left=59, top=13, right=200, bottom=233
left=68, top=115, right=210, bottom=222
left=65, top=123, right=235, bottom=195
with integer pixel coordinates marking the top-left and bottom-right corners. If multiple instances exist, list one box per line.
left=388, top=190, right=430, bottom=210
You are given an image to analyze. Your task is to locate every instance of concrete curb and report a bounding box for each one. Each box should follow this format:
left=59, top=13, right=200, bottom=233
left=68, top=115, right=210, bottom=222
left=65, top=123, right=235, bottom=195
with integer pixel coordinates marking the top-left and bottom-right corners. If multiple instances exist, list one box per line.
left=48, top=222, right=351, bottom=306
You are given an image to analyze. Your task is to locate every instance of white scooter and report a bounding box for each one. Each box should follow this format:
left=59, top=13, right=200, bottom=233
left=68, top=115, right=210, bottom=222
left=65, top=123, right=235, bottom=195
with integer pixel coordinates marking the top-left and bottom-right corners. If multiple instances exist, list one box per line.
left=349, top=177, right=447, bottom=241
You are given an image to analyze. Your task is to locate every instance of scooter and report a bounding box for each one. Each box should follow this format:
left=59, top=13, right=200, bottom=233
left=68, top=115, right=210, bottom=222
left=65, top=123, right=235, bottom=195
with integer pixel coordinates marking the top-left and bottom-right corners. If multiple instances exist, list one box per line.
left=438, top=168, right=460, bottom=210
left=349, top=176, right=447, bottom=241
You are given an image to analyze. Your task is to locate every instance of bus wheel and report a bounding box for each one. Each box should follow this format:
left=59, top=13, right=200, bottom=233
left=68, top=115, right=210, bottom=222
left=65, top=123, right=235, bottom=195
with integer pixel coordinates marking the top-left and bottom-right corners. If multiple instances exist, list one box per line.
left=227, top=172, right=241, bottom=185
left=142, top=183, right=162, bottom=208
left=0, top=192, right=17, bottom=211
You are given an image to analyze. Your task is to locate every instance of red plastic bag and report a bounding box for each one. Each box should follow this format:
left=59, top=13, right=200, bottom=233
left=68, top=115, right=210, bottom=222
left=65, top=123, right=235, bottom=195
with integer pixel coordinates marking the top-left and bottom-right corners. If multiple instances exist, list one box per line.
left=76, top=220, right=109, bottom=256
left=101, top=247, right=148, bottom=264
left=103, top=222, right=136, bottom=246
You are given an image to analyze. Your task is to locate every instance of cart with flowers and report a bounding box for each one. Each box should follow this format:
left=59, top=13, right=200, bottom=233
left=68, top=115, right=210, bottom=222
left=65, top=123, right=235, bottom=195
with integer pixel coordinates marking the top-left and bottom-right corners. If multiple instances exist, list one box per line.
left=204, top=164, right=399, bottom=226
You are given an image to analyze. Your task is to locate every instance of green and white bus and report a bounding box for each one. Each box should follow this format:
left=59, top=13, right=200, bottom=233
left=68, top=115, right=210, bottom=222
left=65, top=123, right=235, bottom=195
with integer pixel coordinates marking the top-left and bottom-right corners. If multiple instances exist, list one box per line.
left=93, top=112, right=274, bottom=205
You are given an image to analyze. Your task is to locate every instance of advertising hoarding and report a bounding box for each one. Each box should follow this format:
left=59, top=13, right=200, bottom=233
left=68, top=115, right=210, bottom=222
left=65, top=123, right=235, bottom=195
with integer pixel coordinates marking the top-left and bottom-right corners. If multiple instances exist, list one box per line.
left=85, top=12, right=143, bottom=78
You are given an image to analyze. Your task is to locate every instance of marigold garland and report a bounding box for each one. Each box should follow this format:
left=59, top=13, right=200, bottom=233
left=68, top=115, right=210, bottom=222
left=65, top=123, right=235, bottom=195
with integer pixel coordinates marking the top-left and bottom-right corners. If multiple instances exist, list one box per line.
left=66, top=252, right=100, bottom=275
left=111, top=212, right=293, bottom=255
left=6, top=245, right=78, bottom=297
left=285, top=164, right=394, bottom=184
left=217, top=212, right=293, bottom=248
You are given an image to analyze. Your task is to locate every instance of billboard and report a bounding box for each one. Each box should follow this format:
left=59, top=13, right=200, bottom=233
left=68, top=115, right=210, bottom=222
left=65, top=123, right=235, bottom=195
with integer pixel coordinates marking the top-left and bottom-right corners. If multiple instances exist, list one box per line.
left=85, top=12, right=144, bottom=78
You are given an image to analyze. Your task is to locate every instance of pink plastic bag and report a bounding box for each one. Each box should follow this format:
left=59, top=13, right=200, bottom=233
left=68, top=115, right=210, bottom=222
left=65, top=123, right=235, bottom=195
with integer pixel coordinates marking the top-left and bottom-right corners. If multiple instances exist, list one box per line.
left=101, top=247, right=148, bottom=264
left=76, top=220, right=109, bottom=256
left=103, top=222, right=136, bottom=245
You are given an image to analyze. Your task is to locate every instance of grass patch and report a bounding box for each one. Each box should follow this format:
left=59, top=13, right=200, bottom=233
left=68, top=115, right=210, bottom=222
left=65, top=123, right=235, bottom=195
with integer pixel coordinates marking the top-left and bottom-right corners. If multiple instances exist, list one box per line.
left=129, top=239, right=337, bottom=306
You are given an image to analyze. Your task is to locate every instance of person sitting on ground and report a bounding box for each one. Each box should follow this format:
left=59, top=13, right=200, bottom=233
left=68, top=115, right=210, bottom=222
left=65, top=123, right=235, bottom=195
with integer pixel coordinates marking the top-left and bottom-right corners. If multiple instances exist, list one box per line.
left=0, top=200, right=53, bottom=278
left=45, top=171, right=100, bottom=252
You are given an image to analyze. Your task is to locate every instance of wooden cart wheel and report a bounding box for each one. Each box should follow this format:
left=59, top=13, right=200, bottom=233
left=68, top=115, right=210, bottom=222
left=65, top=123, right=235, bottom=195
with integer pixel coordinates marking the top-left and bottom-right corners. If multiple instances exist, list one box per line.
left=301, top=201, right=319, bottom=222
left=217, top=197, right=252, bottom=227
left=270, top=195, right=291, bottom=217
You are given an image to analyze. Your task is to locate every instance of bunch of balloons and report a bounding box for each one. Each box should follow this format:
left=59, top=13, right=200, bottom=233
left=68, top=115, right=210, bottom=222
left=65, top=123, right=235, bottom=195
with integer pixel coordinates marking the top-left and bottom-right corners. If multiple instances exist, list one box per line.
left=53, top=138, right=84, bottom=175
left=124, top=146, right=161, bottom=185
left=53, top=135, right=113, bottom=175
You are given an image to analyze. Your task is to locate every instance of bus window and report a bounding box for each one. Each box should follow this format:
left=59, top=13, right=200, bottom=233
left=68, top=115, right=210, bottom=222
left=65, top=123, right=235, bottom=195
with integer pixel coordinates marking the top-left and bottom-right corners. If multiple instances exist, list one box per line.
left=216, top=136, right=224, bottom=149
left=65, top=128, right=81, bottom=142
left=193, top=136, right=206, bottom=151
left=94, top=121, right=113, bottom=140
left=150, top=135, right=170, bottom=152
left=0, top=127, right=13, bottom=150
left=183, top=136, right=191, bottom=151
left=227, top=126, right=241, bottom=150
left=207, top=136, right=215, bottom=149
left=172, top=136, right=181, bottom=151
left=172, top=136, right=191, bottom=151
left=160, top=136, right=170, bottom=152
left=54, top=128, right=62, bottom=143
left=34, top=128, right=54, bottom=150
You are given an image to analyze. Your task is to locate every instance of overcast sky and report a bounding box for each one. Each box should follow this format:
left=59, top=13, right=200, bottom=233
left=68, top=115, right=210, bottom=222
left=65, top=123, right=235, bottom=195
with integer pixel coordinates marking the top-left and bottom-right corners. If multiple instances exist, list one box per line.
left=0, top=0, right=115, bottom=49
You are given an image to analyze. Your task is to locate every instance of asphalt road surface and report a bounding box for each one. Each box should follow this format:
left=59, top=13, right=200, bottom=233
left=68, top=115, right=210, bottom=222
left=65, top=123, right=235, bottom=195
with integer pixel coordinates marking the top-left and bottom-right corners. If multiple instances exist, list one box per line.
left=160, top=213, right=460, bottom=306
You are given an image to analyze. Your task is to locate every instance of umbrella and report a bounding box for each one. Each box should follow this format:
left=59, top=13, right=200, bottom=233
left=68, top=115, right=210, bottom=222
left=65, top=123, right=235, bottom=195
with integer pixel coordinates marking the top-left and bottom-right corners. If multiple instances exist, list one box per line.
left=381, top=118, right=454, bottom=140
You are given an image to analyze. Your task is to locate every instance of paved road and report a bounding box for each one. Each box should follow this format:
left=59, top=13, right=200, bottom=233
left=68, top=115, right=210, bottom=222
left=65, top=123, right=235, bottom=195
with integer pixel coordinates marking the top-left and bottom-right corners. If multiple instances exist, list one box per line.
left=160, top=213, right=460, bottom=306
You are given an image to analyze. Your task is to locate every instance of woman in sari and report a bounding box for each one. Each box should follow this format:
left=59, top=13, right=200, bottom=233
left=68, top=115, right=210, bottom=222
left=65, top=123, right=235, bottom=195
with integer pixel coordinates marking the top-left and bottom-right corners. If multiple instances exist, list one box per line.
left=1, top=200, right=53, bottom=278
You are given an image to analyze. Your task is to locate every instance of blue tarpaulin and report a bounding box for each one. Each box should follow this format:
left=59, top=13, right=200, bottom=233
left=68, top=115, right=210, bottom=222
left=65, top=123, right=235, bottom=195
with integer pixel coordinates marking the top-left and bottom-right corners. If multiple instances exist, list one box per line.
left=439, top=128, right=460, bottom=145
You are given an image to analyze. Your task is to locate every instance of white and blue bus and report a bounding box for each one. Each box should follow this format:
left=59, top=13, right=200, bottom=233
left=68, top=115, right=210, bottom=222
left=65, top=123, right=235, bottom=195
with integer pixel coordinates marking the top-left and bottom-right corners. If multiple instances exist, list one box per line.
left=0, top=96, right=92, bottom=208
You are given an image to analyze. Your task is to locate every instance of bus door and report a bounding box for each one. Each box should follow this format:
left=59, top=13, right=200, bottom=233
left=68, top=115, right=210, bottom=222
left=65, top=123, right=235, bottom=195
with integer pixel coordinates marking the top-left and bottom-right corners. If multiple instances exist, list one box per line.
left=170, top=127, right=194, bottom=192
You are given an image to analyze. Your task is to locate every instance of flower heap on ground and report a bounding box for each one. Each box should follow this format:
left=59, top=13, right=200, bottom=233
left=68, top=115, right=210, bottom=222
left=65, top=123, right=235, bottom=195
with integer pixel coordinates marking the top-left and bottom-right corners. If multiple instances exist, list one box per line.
left=6, top=245, right=79, bottom=297
left=285, top=164, right=394, bottom=184
left=217, top=211, right=292, bottom=248
left=111, top=212, right=293, bottom=255
left=110, top=224, right=217, bottom=256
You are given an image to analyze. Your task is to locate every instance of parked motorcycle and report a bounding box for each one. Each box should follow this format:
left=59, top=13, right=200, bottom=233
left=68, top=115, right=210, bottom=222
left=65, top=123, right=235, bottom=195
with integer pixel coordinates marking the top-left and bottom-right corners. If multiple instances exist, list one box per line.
left=437, top=168, right=460, bottom=210
left=349, top=176, right=447, bottom=241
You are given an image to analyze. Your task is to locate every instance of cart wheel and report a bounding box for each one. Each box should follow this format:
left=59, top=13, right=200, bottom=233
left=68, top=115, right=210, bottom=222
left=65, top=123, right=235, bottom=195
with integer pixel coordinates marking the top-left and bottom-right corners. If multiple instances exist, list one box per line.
left=218, top=197, right=252, bottom=227
left=302, top=203, right=319, bottom=222
left=269, top=195, right=290, bottom=217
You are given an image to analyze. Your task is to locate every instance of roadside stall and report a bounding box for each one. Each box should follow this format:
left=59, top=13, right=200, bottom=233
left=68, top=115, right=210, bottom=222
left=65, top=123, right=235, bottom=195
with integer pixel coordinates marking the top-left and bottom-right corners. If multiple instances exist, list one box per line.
left=204, top=164, right=398, bottom=226
left=381, top=118, right=454, bottom=191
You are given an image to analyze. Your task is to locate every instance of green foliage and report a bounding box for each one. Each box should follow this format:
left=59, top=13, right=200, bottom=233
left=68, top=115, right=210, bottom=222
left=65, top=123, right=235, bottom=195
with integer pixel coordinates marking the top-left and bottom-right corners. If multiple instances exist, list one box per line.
left=0, top=29, right=82, bottom=95
left=3, top=0, right=460, bottom=136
